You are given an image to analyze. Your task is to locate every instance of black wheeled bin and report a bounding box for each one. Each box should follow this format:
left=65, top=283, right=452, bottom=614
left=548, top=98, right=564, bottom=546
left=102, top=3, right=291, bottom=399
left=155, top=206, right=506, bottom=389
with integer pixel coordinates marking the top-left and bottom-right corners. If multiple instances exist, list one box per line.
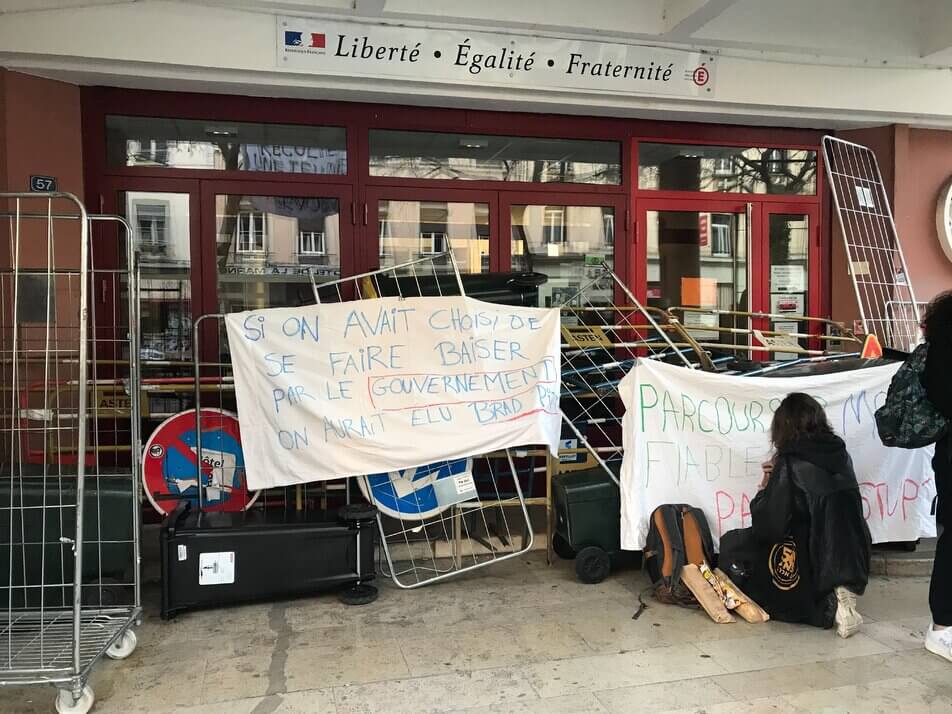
left=552, top=466, right=626, bottom=584
left=160, top=502, right=378, bottom=619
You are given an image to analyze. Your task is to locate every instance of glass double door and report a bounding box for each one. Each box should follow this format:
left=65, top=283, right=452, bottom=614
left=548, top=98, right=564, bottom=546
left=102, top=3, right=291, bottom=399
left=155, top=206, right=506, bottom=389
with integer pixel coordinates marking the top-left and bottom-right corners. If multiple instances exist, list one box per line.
left=366, top=187, right=626, bottom=307
left=637, top=199, right=818, bottom=355
left=104, top=177, right=354, bottom=367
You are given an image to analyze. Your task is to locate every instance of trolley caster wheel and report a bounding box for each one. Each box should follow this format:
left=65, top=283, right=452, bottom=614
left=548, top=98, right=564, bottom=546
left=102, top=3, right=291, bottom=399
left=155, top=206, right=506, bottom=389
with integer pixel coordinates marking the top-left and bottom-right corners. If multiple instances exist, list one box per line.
left=106, top=629, right=137, bottom=660
left=552, top=533, right=577, bottom=560
left=339, top=583, right=378, bottom=606
left=575, top=546, right=611, bottom=584
left=339, top=503, right=378, bottom=523
left=55, top=686, right=94, bottom=714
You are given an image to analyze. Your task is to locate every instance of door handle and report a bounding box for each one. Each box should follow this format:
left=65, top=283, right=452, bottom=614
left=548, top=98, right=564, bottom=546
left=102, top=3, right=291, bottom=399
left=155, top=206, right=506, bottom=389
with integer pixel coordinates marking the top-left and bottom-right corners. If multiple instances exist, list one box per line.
left=363, top=203, right=368, bottom=226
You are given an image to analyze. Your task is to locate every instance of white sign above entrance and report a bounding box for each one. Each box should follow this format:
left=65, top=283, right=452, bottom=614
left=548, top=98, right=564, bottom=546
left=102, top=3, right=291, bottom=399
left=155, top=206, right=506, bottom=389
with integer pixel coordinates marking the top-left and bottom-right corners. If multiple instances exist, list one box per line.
left=276, top=17, right=716, bottom=98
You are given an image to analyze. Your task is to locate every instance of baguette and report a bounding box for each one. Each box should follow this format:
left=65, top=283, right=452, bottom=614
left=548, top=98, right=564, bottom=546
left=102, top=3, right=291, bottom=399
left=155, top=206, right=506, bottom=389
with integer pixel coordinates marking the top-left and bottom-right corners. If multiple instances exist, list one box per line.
left=681, top=564, right=735, bottom=623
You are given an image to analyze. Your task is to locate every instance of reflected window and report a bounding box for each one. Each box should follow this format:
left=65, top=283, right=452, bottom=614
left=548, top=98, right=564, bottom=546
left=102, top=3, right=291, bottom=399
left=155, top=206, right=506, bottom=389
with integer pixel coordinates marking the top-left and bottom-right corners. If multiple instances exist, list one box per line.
left=765, top=148, right=785, bottom=176
left=370, top=130, right=621, bottom=185
left=107, top=116, right=347, bottom=175
left=420, top=232, right=447, bottom=255
left=135, top=203, right=168, bottom=256
left=298, top=231, right=326, bottom=257
left=236, top=211, right=267, bottom=254
left=378, top=200, right=489, bottom=274
left=511, top=205, right=614, bottom=307
left=603, top=214, right=615, bottom=246
left=639, top=143, right=817, bottom=195
left=217, top=195, right=341, bottom=314
left=711, top=216, right=733, bottom=257
left=543, top=208, right=566, bottom=245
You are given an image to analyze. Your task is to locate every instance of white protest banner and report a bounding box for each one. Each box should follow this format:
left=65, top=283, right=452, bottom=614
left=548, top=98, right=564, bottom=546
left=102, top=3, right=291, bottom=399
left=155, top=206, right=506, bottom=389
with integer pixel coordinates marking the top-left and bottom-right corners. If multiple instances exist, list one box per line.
left=225, top=296, right=561, bottom=488
left=619, top=359, right=936, bottom=550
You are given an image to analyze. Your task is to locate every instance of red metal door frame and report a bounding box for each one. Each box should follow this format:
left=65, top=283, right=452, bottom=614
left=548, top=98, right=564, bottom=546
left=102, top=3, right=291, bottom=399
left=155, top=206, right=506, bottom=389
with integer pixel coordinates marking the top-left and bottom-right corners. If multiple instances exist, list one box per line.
left=633, top=196, right=757, bottom=308
left=759, top=201, right=821, bottom=356
left=101, top=175, right=204, bottom=339
left=758, top=201, right=821, bottom=319
left=199, top=178, right=356, bottom=298
left=84, top=87, right=832, bottom=318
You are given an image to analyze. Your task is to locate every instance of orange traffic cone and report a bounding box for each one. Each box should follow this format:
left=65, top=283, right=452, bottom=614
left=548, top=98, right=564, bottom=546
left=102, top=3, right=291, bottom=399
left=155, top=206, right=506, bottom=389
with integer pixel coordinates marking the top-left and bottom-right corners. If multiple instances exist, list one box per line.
left=861, top=333, right=883, bottom=359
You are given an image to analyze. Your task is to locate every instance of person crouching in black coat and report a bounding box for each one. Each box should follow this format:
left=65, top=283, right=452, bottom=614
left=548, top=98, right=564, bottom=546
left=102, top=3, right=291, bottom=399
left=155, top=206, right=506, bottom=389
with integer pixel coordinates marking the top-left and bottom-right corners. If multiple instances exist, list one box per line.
left=720, top=393, right=872, bottom=638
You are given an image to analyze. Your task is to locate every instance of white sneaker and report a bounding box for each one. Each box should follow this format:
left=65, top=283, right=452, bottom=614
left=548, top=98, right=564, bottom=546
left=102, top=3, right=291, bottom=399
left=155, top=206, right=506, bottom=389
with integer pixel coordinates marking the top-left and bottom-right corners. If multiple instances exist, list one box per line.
left=925, top=625, right=952, bottom=663
left=834, top=586, right=862, bottom=639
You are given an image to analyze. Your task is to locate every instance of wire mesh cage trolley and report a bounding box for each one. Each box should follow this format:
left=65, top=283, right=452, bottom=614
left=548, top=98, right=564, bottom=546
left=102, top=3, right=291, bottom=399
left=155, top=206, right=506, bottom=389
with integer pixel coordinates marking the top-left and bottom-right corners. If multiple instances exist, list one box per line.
left=0, top=193, right=142, bottom=714
left=311, top=254, right=536, bottom=588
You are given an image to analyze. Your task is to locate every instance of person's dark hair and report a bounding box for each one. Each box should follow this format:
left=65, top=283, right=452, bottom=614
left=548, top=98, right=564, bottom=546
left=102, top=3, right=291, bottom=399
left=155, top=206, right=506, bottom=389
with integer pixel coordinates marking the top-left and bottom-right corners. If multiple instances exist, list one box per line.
left=770, top=392, right=834, bottom=451
left=922, top=290, right=952, bottom=346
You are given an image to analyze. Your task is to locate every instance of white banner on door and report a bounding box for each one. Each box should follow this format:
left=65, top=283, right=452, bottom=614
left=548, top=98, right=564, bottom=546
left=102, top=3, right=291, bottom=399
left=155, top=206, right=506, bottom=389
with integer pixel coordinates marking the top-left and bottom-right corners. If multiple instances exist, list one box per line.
left=225, top=296, right=561, bottom=488
left=619, top=359, right=936, bottom=550
left=276, top=17, right=716, bottom=98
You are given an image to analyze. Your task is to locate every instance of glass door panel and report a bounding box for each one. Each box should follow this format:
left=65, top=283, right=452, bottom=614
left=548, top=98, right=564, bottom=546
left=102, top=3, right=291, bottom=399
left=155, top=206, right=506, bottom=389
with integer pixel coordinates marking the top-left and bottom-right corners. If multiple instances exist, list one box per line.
left=510, top=204, right=615, bottom=307
left=377, top=199, right=490, bottom=274
left=646, top=209, right=748, bottom=348
left=767, top=211, right=812, bottom=360
left=121, top=190, right=194, bottom=366
left=215, top=194, right=342, bottom=313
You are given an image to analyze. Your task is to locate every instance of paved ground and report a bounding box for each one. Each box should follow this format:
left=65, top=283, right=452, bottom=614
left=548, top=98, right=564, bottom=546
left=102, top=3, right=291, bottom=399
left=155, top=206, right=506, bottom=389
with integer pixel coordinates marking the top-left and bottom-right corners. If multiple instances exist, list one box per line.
left=1, top=554, right=949, bottom=713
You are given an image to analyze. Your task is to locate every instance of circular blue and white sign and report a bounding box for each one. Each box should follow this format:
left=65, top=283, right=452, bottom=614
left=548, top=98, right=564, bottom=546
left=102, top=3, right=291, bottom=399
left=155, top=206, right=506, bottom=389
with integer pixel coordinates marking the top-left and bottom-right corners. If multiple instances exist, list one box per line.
left=359, top=459, right=476, bottom=521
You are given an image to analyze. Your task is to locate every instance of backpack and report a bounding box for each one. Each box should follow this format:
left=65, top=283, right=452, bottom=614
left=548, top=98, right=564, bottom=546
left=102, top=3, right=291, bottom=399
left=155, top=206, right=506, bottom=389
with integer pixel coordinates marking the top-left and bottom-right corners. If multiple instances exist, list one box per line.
left=875, top=343, right=950, bottom=449
left=644, top=504, right=716, bottom=605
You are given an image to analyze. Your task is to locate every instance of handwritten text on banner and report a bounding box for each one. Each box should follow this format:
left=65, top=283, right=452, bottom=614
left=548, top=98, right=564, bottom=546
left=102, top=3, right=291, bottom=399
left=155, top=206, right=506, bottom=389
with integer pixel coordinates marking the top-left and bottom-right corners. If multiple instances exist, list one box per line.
left=619, top=359, right=936, bottom=550
left=225, top=296, right=561, bottom=488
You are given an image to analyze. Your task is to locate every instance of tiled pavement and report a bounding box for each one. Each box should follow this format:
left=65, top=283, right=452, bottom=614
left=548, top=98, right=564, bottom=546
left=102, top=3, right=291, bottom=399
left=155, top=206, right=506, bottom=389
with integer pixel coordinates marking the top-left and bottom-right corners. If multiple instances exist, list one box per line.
left=0, top=554, right=948, bottom=713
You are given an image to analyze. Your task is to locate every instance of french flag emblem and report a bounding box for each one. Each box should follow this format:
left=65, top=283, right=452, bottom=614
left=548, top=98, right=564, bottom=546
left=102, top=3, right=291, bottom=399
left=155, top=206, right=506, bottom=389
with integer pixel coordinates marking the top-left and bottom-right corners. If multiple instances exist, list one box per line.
left=310, top=33, right=326, bottom=48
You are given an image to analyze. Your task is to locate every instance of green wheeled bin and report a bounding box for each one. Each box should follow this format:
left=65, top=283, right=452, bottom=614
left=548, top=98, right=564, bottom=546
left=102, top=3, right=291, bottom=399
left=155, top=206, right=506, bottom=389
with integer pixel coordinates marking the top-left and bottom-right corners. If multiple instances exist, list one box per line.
left=0, top=472, right=136, bottom=609
left=552, top=466, right=626, bottom=584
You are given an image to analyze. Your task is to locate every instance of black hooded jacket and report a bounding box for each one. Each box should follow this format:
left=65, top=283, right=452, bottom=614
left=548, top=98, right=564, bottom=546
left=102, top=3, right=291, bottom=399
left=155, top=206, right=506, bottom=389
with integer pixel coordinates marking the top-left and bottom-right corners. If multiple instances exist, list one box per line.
left=925, top=336, right=952, bottom=525
left=750, top=432, right=872, bottom=596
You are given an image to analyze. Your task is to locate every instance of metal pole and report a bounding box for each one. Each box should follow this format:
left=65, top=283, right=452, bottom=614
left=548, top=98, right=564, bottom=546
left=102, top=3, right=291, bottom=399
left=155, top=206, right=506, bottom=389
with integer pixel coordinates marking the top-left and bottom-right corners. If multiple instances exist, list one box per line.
left=64, top=193, right=91, bottom=677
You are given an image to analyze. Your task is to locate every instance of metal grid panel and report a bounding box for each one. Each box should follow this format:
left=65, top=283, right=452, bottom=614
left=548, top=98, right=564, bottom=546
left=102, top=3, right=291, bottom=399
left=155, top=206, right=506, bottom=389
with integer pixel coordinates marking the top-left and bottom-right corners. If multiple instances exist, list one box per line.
left=312, top=253, right=535, bottom=588
left=367, top=451, right=533, bottom=588
left=555, top=265, right=706, bottom=484
left=0, top=194, right=141, bottom=703
left=822, top=135, right=921, bottom=352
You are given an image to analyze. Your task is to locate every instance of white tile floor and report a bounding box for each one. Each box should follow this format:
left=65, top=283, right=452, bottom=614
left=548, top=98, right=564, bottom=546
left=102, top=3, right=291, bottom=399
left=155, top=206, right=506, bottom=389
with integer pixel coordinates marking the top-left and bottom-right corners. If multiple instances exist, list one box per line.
left=1, top=554, right=948, bottom=713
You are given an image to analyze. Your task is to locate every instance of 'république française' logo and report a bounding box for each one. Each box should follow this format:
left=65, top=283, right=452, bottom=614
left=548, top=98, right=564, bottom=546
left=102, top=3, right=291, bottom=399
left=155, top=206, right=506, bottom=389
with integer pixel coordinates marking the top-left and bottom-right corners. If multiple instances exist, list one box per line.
left=284, top=31, right=326, bottom=53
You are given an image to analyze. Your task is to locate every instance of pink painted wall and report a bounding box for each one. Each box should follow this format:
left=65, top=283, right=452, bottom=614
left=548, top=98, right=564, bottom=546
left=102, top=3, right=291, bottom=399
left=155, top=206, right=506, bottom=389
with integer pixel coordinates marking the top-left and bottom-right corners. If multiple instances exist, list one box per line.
left=897, top=127, right=952, bottom=303
left=0, top=69, right=85, bottom=268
